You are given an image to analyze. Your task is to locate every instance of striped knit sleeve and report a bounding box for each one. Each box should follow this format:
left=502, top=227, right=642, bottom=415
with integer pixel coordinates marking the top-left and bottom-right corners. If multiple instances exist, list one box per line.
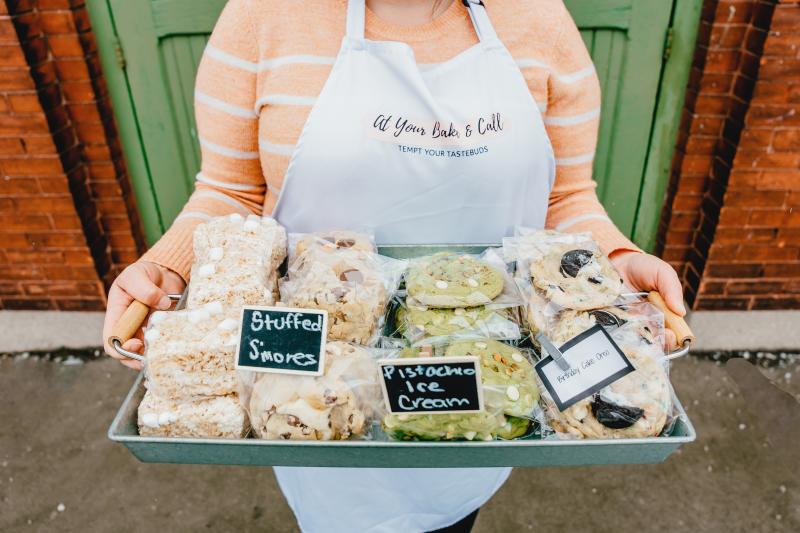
left=141, top=0, right=266, bottom=279
left=543, top=3, right=639, bottom=256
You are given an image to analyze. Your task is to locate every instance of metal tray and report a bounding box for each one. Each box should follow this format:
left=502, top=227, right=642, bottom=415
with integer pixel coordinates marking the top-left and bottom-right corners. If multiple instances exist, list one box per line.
left=108, top=244, right=696, bottom=468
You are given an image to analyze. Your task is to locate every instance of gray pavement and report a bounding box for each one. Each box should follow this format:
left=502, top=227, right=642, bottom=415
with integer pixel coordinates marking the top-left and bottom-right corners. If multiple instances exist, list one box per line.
left=0, top=351, right=797, bottom=533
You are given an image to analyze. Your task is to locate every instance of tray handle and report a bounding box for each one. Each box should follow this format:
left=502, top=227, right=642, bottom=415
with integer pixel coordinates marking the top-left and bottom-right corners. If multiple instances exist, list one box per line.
left=108, top=295, right=182, bottom=362
left=647, top=291, right=695, bottom=359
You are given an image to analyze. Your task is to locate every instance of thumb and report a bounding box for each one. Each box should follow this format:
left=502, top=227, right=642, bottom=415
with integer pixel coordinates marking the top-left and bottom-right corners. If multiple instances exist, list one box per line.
left=655, top=260, right=686, bottom=317
left=117, top=264, right=173, bottom=311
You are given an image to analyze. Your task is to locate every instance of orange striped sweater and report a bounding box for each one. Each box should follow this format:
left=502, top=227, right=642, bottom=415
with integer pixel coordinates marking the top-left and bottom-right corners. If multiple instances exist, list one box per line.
left=142, top=0, right=638, bottom=279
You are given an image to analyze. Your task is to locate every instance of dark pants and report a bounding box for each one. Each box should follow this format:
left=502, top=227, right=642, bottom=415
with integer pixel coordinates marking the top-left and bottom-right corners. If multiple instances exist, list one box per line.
left=427, top=509, right=479, bottom=533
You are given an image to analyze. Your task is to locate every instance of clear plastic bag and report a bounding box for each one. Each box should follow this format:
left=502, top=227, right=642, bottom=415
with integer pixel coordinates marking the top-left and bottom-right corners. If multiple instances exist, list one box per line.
left=404, top=248, right=524, bottom=309
left=381, top=339, right=539, bottom=441
left=138, top=389, right=249, bottom=439
left=280, top=233, right=407, bottom=346
left=393, top=299, right=522, bottom=344
left=187, top=214, right=286, bottom=311
left=138, top=305, right=250, bottom=439
left=535, top=321, right=677, bottom=440
left=503, top=228, right=624, bottom=311
left=287, top=229, right=377, bottom=265
left=142, top=306, right=241, bottom=401
left=238, top=341, right=387, bottom=441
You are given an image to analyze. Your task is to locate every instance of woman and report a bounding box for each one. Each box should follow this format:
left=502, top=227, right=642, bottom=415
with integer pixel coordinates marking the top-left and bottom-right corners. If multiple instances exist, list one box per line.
left=103, top=1, right=686, bottom=531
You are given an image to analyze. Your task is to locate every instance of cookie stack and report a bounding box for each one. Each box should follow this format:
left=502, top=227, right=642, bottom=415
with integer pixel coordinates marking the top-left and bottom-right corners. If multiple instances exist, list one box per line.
left=137, top=214, right=287, bottom=439
left=383, top=339, right=537, bottom=441
left=280, top=230, right=405, bottom=345
left=504, top=229, right=674, bottom=439
left=397, top=252, right=521, bottom=342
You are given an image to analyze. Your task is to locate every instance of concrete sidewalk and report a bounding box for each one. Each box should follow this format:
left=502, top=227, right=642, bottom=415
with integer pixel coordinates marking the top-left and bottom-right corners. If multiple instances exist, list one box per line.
left=3, top=309, right=799, bottom=353
left=0, top=353, right=797, bottom=532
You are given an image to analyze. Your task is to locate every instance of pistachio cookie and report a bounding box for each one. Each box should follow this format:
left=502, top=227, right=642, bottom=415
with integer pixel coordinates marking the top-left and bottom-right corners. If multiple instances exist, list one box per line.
left=396, top=305, right=520, bottom=341
left=406, top=253, right=505, bottom=308
left=445, top=339, right=538, bottom=417
left=528, top=244, right=623, bottom=311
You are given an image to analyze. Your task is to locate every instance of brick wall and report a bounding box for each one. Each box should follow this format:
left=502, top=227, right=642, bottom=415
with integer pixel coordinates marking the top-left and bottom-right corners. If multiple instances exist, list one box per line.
left=0, top=0, right=144, bottom=311
left=658, top=0, right=793, bottom=310
left=702, top=0, right=800, bottom=309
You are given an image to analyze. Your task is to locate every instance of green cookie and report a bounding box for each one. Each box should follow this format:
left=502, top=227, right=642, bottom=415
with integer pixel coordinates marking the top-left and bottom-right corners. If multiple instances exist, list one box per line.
left=444, top=339, right=538, bottom=417
left=395, top=305, right=520, bottom=340
left=406, top=253, right=504, bottom=308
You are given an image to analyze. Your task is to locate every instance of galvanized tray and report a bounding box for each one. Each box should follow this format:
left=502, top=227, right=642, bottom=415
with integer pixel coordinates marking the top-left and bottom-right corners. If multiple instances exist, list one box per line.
left=108, top=244, right=696, bottom=467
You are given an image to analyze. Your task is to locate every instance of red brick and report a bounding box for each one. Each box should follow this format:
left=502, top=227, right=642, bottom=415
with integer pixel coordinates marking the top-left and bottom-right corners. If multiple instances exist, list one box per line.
left=695, top=296, right=751, bottom=311
left=726, top=280, right=786, bottom=295
left=737, top=244, right=799, bottom=261
left=0, top=177, right=40, bottom=195
left=748, top=209, right=788, bottom=227
left=6, top=93, right=42, bottom=113
left=46, top=33, right=84, bottom=57
left=724, top=190, right=787, bottom=207
left=0, top=214, right=51, bottom=230
left=751, top=296, right=800, bottom=309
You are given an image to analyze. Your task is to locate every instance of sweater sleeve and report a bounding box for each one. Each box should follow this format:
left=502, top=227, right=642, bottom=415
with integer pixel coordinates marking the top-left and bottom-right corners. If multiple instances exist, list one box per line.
left=543, top=3, right=640, bottom=256
left=140, top=0, right=266, bottom=280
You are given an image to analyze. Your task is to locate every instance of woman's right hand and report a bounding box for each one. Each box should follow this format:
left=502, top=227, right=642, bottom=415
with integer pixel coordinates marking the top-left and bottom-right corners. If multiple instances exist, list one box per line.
left=103, top=261, right=186, bottom=370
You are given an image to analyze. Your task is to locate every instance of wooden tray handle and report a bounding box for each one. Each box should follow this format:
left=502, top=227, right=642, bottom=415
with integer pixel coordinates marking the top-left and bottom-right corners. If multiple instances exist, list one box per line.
left=107, top=300, right=150, bottom=347
left=647, top=291, right=695, bottom=346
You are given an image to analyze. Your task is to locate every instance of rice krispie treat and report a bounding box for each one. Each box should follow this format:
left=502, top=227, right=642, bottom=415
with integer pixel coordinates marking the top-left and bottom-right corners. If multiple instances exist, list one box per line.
left=144, top=306, right=240, bottom=399
left=187, top=260, right=277, bottom=310
left=281, top=249, right=390, bottom=344
left=248, top=342, right=381, bottom=440
left=138, top=390, right=249, bottom=438
left=193, top=213, right=287, bottom=271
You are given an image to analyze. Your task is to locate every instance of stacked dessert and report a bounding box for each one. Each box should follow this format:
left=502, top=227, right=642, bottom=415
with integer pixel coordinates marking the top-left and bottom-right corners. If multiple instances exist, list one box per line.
left=137, top=214, right=287, bottom=438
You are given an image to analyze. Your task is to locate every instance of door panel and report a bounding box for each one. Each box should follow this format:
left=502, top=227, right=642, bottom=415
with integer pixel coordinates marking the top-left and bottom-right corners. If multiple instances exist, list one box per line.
left=569, top=0, right=674, bottom=237
left=93, top=0, right=679, bottom=246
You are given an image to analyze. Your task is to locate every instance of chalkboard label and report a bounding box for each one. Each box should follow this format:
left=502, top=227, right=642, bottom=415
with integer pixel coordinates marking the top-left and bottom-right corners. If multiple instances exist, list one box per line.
left=235, top=306, right=328, bottom=376
left=535, top=325, right=634, bottom=411
left=378, top=356, right=484, bottom=415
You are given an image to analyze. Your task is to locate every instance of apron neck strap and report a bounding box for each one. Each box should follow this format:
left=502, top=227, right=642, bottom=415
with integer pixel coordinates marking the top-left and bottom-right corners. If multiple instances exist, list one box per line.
left=462, top=0, right=498, bottom=43
left=346, top=0, right=499, bottom=43
left=346, top=0, right=367, bottom=39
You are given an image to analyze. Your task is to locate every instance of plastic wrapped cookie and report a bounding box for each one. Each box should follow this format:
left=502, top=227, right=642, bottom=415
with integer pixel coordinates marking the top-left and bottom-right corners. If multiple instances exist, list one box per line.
left=281, top=247, right=405, bottom=345
left=405, top=252, right=508, bottom=308
left=544, top=301, right=664, bottom=346
left=539, top=324, right=673, bottom=439
left=444, top=339, right=538, bottom=418
left=292, top=230, right=376, bottom=260
left=381, top=344, right=534, bottom=441
left=395, top=304, right=521, bottom=342
left=504, top=229, right=623, bottom=311
left=245, top=342, right=382, bottom=440
left=138, top=390, right=249, bottom=438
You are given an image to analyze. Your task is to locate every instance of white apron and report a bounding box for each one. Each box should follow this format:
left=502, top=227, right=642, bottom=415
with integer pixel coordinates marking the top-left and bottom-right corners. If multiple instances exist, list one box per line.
left=272, top=1, right=555, bottom=531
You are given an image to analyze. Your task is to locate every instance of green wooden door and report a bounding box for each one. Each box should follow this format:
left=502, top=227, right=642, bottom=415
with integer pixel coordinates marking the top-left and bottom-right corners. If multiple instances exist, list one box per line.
left=88, top=0, right=700, bottom=250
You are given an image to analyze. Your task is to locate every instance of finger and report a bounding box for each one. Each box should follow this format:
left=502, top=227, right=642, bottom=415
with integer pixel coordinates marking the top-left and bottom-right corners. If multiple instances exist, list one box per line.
left=123, top=338, right=144, bottom=354
left=117, top=266, right=173, bottom=311
left=655, top=261, right=686, bottom=316
left=103, top=283, right=134, bottom=355
left=665, top=330, right=677, bottom=352
left=120, top=359, right=143, bottom=371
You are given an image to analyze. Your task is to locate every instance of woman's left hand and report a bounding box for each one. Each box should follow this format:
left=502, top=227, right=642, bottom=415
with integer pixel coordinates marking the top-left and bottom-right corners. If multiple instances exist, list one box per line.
left=609, top=250, right=686, bottom=349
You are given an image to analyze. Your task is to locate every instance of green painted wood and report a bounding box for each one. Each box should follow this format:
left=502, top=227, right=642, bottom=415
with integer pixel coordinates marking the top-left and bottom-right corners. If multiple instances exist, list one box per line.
left=86, top=0, right=163, bottom=243
left=151, top=0, right=228, bottom=37
left=633, top=0, right=704, bottom=252
left=565, top=0, right=632, bottom=30
left=108, top=0, right=204, bottom=242
left=95, top=0, right=684, bottom=245
left=568, top=0, right=674, bottom=236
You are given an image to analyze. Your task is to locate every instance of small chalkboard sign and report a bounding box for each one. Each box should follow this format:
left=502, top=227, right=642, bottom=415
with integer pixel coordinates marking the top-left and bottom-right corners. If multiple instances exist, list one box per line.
left=378, top=356, right=484, bottom=415
left=235, top=306, right=328, bottom=376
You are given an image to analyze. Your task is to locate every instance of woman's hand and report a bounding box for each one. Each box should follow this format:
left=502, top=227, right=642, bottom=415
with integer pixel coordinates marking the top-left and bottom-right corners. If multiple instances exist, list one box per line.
left=610, top=250, right=686, bottom=349
left=102, top=261, right=186, bottom=370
